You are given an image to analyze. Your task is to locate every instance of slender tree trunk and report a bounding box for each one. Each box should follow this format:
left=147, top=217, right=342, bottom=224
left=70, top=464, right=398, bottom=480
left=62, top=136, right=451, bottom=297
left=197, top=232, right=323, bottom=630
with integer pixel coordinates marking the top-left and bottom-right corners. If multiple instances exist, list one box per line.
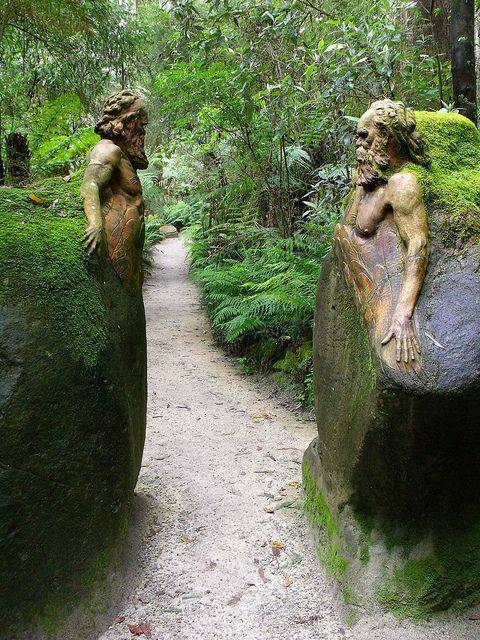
left=451, top=0, right=477, bottom=123
left=0, top=110, right=4, bottom=186
left=0, top=150, right=4, bottom=187
left=6, top=133, right=30, bottom=185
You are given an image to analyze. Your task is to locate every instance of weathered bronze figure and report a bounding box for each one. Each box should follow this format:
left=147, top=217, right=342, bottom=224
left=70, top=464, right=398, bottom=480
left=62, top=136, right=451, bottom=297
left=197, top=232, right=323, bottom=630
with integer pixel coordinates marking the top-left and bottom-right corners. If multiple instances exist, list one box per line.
left=81, top=90, right=148, bottom=293
left=304, top=102, right=480, bottom=616
left=335, top=99, right=430, bottom=367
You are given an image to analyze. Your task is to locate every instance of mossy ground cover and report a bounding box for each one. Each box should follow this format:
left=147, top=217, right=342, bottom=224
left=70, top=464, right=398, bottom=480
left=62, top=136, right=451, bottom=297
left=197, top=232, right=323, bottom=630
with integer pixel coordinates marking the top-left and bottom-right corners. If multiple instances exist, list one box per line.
left=0, top=174, right=108, bottom=367
left=407, top=112, right=480, bottom=245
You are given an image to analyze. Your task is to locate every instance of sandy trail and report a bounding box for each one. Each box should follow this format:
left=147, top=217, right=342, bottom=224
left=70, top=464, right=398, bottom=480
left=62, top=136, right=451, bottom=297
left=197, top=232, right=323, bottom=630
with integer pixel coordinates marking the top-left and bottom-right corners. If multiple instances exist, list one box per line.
left=95, top=238, right=477, bottom=640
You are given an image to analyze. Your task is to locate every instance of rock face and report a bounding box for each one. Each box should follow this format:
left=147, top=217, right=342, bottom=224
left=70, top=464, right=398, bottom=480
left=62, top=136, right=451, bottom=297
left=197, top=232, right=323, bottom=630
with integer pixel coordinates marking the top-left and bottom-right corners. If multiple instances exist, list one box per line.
left=303, top=112, right=480, bottom=619
left=158, top=224, right=179, bottom=238
left=0, top=176, right=147, bottom=632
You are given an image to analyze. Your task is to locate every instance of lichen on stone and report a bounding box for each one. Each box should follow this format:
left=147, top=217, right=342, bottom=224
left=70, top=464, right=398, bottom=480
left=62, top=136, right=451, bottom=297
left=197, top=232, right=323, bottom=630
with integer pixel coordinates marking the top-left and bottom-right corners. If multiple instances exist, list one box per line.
left=303, top=462, right=348, bottom=578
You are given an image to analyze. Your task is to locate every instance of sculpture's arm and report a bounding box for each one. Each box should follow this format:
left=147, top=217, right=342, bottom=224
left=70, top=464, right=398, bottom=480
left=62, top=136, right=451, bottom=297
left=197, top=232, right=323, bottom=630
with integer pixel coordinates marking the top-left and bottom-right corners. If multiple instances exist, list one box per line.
left=381, top=173, right=429, bottom=363
left=80, top=143, right=121, bottom=255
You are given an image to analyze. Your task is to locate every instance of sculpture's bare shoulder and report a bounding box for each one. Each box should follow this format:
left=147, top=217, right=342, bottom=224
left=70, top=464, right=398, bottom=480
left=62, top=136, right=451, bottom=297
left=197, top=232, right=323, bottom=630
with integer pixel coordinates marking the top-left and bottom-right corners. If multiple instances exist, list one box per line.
left=386, top=170, right=423, bottom=211
left=388, top=170, right=420, bottom=193
left=87, top=138, right=122, bottom=167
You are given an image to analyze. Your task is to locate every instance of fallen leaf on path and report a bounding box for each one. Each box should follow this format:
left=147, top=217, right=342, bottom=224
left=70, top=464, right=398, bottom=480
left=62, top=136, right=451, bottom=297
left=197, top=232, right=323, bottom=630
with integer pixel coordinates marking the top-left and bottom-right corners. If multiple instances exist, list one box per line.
left=206, top=560, right=217, bottom=570
left=280, top=553, right=303, bottom=570
left=274, top=500, right=295, bottom=511
left=227, top=592, right=243, bottom=606
left=254, top=469, right=274, bottom=474
left=293, top=614, right=322, bottom=624
left=113, top=616, right=125, bottom=624
left=263, top=507, right=274, bottom=514
left=272, top=547, right=281, bottom=557
left=28, top=193, right=46, bottom=205
left=128, top=622, right=152, bottom=637
left=288, top=480, right=301, bottom=488
left=269, top=540, right=285, bottom=549
left=253, top=411, right=273, bottom=421
left=227, top=583, right=255, bottom=606
left=284, top=575, right=292, bottom=588
left=179, top=534, right=194, bottom=543
left=144, top=527, right=160, bottom=539
left=258, top=567, right=269, bottom=583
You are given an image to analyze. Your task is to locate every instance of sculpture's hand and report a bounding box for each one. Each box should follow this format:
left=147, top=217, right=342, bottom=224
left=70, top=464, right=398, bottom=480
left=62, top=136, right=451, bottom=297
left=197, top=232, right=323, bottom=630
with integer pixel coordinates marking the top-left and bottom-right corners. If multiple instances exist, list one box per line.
left=84, top=223, right=104, bottom=256
left=381, top=312, right=421, bottom=363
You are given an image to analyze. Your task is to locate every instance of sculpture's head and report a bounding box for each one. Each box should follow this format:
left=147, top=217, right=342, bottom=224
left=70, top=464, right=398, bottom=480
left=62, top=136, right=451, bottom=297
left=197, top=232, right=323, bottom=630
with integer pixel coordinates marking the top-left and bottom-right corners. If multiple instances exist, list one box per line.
left=355, top=99, right=429, bottom=189
left=95, top=90, right=149, bottom=169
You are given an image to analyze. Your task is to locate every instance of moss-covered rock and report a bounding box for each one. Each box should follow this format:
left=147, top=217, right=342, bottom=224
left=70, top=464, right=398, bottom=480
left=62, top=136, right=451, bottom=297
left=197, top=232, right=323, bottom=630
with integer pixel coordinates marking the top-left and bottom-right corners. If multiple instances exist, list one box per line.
left=0, top=176, right=147, bottom=633
left=304, top=111, right=480, bottom=620
left=407, top=111, right=480, bottom=245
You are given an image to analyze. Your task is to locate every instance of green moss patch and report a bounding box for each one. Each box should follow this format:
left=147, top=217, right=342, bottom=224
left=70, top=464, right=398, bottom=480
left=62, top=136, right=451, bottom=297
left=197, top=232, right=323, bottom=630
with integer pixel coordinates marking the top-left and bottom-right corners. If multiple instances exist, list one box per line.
left=377, top=520, right=480, bottom=620
left=303, top=462, right=348, bottom=578
left=407, top=111, right=480, bottom=245
left=0, top=175, right=108, bottom=367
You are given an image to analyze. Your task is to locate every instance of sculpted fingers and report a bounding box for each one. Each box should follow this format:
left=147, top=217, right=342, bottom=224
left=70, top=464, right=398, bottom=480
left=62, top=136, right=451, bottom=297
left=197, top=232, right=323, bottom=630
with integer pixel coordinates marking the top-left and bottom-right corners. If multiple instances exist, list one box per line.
left=381, top=327, right=394, bottom=345
left=396, top=336, right=402, bottom=362
left=407, top=337, right=415, bottom=362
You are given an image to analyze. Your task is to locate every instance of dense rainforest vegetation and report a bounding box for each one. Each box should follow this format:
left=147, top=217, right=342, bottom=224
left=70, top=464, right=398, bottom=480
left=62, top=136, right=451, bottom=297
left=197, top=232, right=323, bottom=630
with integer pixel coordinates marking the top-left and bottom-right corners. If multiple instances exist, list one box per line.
left=0, top=0, right=477, bottom=402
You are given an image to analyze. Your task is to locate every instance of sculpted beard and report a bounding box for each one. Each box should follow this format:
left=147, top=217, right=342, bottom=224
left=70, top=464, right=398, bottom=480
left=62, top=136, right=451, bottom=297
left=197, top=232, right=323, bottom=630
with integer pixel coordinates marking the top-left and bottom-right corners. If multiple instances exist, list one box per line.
left=125, top=125, right=148, bottom=170
left=356, top=139, right=390, bottom=189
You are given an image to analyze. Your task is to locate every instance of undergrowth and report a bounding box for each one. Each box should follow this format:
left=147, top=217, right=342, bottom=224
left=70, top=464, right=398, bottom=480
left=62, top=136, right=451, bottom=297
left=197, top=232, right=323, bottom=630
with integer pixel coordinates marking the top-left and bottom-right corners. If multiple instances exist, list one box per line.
left=188, top=217, right=334, bottom=404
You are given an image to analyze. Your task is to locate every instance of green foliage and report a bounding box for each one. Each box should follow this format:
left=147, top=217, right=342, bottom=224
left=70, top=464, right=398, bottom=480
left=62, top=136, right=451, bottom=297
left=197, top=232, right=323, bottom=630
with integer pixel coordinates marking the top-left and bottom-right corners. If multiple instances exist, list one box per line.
left=190, top=221, right=332, bottom=398
left=143, top=214, right=165, bottom=273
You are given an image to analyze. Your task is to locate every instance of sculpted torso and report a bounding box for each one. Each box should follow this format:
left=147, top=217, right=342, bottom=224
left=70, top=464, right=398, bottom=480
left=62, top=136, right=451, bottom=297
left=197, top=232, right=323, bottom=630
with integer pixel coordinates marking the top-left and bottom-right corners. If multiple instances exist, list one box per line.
left=81, top=90, right=149, bottom=294
left=348, top=184, right=388, bottom=237
left=335, top=100, right=430, bottom=365
left=98, top=142, right=145, bottom=285
left=83, top=140, right=145, bottom=292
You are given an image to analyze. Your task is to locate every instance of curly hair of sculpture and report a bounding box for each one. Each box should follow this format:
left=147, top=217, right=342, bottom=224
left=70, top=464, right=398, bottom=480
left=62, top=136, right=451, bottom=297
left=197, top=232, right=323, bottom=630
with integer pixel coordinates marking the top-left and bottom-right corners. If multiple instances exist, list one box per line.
left=94, top=90, right=148, bottom=140
left=81, top=89, right=149, bottom=293
left=304, top=100, right=480, bottom=618
left=361, top=99, right=430, bottom=171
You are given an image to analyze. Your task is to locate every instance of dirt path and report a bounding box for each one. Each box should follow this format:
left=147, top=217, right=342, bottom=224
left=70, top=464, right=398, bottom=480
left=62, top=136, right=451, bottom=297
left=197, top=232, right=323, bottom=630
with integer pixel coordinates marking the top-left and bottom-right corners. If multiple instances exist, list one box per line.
left=95, top=239, right=477, bottom=640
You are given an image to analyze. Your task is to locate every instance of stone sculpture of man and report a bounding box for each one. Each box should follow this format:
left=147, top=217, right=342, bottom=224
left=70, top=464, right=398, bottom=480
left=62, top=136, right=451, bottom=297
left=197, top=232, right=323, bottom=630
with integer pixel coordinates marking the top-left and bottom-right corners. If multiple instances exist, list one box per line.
left=335, top=99, right=430, bottom=366
left=81, top=90, right=148, bottom=293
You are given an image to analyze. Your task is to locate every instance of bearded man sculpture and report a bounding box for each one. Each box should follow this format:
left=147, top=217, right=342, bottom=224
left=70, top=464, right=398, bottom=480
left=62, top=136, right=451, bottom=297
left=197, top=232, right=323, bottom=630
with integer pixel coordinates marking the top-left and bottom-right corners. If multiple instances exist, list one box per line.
left=337, top=100, right=430, bottom=367
left=81, top=90, right=148, bottom=293
left=304, top=100, right=480, bottom=615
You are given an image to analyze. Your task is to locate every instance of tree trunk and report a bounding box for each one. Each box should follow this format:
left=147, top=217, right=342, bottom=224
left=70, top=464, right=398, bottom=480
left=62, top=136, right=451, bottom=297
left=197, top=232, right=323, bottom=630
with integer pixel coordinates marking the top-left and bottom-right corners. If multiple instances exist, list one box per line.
left=0, top=152, right=5, bottom=186
left=6, top=133, right=30, bottom=185
left=451, top=0, right=477, bottom=123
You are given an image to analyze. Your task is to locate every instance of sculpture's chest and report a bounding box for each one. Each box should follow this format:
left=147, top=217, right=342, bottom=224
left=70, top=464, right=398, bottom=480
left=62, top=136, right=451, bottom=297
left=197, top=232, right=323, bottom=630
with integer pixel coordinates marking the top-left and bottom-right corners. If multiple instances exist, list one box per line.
left=114, top=158, right=143, bottom=198
left=353, top=187, right=388, bottom=236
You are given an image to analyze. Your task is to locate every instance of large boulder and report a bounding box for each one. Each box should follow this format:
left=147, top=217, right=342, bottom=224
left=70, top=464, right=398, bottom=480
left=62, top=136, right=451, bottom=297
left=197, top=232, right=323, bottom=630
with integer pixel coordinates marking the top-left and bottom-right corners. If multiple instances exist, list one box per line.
left=303, top=112, right=480, bottom=619
left=0, top=175, right=147, bottom=632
